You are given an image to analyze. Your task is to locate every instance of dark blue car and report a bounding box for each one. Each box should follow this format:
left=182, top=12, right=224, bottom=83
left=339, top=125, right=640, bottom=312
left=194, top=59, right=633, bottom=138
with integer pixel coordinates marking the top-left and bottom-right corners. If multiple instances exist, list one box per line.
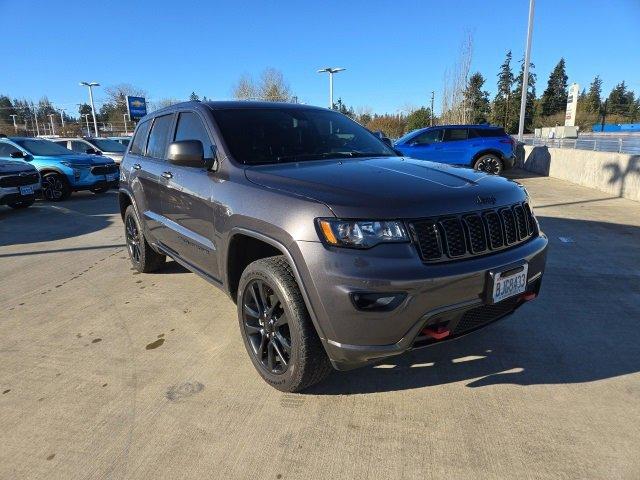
left=394, top=125, right=516, bottom=175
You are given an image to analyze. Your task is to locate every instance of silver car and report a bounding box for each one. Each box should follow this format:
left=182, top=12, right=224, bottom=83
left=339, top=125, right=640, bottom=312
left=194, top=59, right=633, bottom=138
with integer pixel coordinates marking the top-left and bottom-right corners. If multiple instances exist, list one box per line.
left=54, top=137, right=126, bottom=164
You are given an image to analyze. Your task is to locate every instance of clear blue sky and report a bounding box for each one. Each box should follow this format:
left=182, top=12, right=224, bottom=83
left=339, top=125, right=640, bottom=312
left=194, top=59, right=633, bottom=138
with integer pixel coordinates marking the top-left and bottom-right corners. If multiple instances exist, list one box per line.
left=3, top=0, right=639, bottom=114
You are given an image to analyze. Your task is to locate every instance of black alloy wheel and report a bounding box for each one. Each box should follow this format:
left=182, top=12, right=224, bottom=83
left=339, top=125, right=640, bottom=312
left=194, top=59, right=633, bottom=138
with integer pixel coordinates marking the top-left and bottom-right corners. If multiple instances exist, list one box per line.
left=474, top=155, right=503, bottom=175
left=125, top=213, right=141, bottom=265
left=242, top=279, right=292, bottom=374
left=42, top=173, right=70, bottom=201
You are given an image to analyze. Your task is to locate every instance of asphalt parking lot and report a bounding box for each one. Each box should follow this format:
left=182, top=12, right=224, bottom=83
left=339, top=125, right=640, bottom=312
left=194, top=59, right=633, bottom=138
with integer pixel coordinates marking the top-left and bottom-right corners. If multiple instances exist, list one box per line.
left=2, top=171, right=639, bottom=480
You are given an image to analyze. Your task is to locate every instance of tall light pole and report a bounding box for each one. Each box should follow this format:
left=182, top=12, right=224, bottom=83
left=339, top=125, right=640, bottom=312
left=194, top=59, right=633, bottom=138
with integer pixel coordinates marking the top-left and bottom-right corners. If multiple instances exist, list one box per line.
left=430, top=91, right=435, bottom=126
left=10, top=114, right=18, bottom=133
left=80, top=81, right=100, bottom=137
left=48, top=114, right=56, bottom=136
left=123, top=113, right=130, bottom=135
left=59, top=109, right=65, bottom=128
left=82, top=114, right=91, bottom=136
left=517, top=0, right=535, bottom=141
left=317, top=67, right=345, bottom=108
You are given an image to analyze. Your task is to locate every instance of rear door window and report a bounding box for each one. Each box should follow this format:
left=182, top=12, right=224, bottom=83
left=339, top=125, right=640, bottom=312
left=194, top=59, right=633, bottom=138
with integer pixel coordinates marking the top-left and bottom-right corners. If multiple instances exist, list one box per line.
left=412, top=129, right=442, bottom=145
left=474, top=128, right=507, bottom=138
left=70, top=141, right=87, bottom=153
left=146, top=115, right=174, bottom=159
left=130, top=120, right=151, bottom=155
left=443, top=128, right=468, bottom=141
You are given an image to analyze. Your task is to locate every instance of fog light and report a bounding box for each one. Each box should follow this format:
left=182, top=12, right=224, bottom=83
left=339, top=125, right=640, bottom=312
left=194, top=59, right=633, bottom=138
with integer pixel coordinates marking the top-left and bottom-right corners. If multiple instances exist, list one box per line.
left=350, top=292, right=406, bottom=312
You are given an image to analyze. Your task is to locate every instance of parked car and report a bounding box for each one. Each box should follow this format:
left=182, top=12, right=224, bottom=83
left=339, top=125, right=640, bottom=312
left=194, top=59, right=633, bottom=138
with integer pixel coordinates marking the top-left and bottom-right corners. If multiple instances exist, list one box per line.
left=0, top=153, right=41, bottom=209
left=119, top=101, right=547, bottom=392
left=0, top=137, right=119, bottom=201
left=109, top=136, right=132, bottom=147
left=394, top=125, right=516, bottom=175
left=54, top=137, right=126, bottom=163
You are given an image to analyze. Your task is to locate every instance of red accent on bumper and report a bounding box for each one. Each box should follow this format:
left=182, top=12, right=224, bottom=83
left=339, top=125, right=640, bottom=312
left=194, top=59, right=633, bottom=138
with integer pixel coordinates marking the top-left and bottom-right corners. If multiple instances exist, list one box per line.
left=522, top=292, right=537, bottom=301
left=422, top=326, right=451, bottom=340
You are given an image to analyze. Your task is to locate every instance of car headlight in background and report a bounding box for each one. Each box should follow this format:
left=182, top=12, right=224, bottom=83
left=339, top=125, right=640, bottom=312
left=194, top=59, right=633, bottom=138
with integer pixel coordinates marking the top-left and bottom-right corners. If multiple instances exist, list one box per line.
left=317, top=218, right=409, bottom=248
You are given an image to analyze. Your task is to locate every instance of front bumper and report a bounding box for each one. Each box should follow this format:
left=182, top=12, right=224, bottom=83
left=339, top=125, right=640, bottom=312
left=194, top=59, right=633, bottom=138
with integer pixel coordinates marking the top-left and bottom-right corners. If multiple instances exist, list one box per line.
left=0, top=183, right=42, bottom=205
left=293, top=234, right=548, bottom=370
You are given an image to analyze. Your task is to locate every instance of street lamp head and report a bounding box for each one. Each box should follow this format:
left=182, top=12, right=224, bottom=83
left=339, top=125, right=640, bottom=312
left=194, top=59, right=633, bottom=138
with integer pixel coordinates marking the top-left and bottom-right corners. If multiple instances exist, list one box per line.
left=79, top=81, right=100, bottom=87
left=317, top=67, right=346, bottom=74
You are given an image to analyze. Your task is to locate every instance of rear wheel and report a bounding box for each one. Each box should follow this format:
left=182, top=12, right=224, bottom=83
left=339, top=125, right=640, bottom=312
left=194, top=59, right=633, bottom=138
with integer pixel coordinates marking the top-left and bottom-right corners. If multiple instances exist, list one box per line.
left=473, top=154, right=503, bottom=175
left=41, top=172, right=71, bottom=201
left=8, top=198, right=35, bottom=209
left=237, top=256, right=332, bottom=392
left=124, top=205, right=166, bottom=273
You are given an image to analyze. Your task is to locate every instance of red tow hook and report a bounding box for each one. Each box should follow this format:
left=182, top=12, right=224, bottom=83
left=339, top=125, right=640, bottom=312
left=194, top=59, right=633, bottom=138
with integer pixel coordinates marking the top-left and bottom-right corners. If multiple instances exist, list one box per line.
left=521, top=292, right=537, bottom=302
left=422, top=326, right=451, bottom=340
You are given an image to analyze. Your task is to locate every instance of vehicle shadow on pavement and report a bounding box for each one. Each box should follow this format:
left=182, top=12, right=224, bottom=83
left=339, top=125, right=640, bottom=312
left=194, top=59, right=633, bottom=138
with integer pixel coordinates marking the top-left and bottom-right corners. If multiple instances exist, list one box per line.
left=0, top=191, right=118, bottom=247
left=308, top=215, right=640, bottom=395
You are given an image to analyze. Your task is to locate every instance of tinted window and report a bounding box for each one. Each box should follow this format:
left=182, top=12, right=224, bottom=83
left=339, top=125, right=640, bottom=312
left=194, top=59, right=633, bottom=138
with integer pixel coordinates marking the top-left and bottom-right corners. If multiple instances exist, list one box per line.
left=146, top=115, right=173, bottom=159
left=443, top=128, right=468, bottom=141
left=14, top=139, right=73, bottom=156
left=412, top=129, right=442, bottom=145
left=70, top=140, right=88, bottom=153
left=174, top=112, right=214, bottom=159
left=0, top=143, right=20, bottom=157
left=212, top=108, right=395, bottom=165
left=474, top=128, right=507, bottom=138
left=130, top=120, right=151, bottom=155
left=87, top=138, right=126, bottom=153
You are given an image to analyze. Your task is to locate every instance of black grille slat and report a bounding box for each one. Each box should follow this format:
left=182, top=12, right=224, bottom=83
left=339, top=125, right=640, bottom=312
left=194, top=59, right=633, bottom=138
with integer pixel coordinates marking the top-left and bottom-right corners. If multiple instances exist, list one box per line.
left=500, top=208, right=518, bottom=244
left=0, top=173, right=39, bottom=187
left=439, top=218, right=466, bottom=257
left=483, top=211, right=504, bottom=249
left=452, top=297, right=520, bottom=335
left=462, top=214, right=487, bottom=253
left=513, top=205, right=528, bottom=240
left=410, top=202, right=535, bottom=263
left=410, top=221, right=442, bottom=261
left=91, top=164, right=119, bottom=175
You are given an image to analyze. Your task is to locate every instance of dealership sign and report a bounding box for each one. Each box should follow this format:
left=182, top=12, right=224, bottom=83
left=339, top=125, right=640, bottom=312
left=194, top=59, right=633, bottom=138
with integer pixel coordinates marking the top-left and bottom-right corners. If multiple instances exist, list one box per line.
left=565, top=83, right=580, bottom=127
left=126, top=96, right=147, bottom=120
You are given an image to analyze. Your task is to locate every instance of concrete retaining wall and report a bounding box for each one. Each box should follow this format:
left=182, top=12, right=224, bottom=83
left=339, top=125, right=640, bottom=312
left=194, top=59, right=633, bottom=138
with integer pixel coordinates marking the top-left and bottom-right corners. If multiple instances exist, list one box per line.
left=518, top=145, right=640, bottom=202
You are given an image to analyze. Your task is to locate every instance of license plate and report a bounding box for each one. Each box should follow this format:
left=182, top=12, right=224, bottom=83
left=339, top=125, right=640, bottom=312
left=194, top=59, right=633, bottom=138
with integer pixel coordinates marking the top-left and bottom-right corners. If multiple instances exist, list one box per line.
left=19, top=185, right=34, bottom=196
left=106, top=173, right=117, bottom=182
left=491, top=264, right=528, bottom=303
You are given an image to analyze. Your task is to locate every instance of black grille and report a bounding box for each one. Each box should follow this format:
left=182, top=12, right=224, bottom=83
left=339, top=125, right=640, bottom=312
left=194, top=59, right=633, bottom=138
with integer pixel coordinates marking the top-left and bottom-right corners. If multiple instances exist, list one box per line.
left=91, top=164, right=119, bottom=175
left=0, top=172, right=39, bottom=187
left=410, top=202, right=536, bottom=263
left=462, top=214, right=487, bottom=253
left=440, top=218, right=466, bottom=257
left=452, top=297, right=520, bottom=335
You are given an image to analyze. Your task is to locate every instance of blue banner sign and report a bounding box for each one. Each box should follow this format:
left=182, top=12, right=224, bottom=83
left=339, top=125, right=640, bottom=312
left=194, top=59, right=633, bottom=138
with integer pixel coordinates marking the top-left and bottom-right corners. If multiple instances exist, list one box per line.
left=126, top=96, right=147, bottom=119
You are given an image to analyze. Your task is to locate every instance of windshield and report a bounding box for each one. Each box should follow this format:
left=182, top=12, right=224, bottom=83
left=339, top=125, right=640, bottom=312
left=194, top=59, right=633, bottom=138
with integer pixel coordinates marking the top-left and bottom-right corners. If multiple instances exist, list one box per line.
left=14, top=139, right=74, bottom=156
left=87, top=138, right=126, bottom=153
left=212, top=107, right=397, bottom=165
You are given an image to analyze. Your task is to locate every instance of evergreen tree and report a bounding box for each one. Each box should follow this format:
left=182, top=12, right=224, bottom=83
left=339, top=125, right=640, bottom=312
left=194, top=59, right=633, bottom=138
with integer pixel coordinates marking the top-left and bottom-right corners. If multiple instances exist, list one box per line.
left=332, top=98, right=355, bottom=118
left=606, top=81, right=636, bottom=116
left=405, top=107, right=432, bottom=131
left=189, top=92, right=200, bottom=101
left=464, top=72, right=490, bottom=124
left=585, top=75, right=602, bottom=114
left=540, top=58, right=568, bottom=116
left=491, top=50, right=514, bottom=128
left=507, top=59, right=536, bottom=133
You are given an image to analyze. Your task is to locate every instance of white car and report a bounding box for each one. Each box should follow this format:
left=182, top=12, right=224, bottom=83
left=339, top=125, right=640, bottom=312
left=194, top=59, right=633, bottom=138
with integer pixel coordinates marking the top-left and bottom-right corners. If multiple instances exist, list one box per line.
left=54, top=137, right=126, bottom=164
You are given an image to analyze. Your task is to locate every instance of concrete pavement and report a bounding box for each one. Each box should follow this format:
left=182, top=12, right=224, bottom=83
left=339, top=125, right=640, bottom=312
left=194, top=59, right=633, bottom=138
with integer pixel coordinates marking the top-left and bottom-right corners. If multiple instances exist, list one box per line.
left=1, top=173, right=639, bottom=479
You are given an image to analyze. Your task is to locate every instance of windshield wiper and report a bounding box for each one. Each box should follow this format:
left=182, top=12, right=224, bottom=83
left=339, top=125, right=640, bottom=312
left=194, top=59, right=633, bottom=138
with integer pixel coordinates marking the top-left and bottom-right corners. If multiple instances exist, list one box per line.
left=274, top=151, right=394, bottom=163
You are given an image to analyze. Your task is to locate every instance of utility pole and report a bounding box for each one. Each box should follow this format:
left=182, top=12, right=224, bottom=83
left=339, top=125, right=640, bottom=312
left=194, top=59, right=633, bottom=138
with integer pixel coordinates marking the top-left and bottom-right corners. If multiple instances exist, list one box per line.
left=430, top=91, right=435, bottom=126
left=600, top=99, right=607, bottom=132
left=34, top=115, right=40, bottom=136
left=317, top=67, right=346, bottom=108
left=82, top=114, right=91, bottom=136
left=517, top=0, right=535, bottom=141
left=10, top=114, right=18, bottom=133
left=123, top=113, right=129, bottom=135
left=48, top=114, right=56, bottom=136
left=59, top=109, right=65, bottom=128
left=80, top=81, right=100, bottom=137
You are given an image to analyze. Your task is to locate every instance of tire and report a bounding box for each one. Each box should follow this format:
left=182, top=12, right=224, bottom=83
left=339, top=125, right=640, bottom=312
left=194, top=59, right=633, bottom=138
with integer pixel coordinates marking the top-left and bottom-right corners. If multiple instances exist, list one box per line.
left=473, top=154, right=504, bottom=175
left=237, top=256, right=332, bottom=392
left=124, top=205, right=166, bottom=273
left=41, top=172, right=71, bottom=201
left=91, top=186, right=109, bottom=194
left=8, top=198, right=35, bottom=209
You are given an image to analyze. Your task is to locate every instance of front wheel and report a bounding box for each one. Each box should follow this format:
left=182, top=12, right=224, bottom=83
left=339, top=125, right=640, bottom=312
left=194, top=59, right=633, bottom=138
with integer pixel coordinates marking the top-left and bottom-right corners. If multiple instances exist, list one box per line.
left=237, top=256, right=332, bottom=392
left=473, top=154, right=503, bottom=175
left=41, top=172, right=71, bottom=201
left=124, top=205, right=166, bottom=273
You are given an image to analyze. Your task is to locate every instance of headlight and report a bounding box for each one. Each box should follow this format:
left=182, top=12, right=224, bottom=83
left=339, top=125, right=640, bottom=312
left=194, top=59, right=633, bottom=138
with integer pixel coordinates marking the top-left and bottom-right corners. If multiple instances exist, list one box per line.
left=317, top=218, right=409, bottom=248
left=60, top=161, right=73, bottom=167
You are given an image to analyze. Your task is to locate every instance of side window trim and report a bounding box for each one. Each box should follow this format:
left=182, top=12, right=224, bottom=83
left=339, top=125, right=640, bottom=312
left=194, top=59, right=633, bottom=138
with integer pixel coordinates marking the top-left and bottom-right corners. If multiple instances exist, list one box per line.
left=145, top=113, right=176, bottom=160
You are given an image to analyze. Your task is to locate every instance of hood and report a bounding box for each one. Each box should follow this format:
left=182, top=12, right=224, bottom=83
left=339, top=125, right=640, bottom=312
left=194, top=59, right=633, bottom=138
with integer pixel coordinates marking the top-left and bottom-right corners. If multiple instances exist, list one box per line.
left=102, top=153, right=123, bottom=163
left=245, top=157, right=527, bottom=218
left=37, top=154, right=110, bottom=167
left=0, top=158, right=37, bottom=174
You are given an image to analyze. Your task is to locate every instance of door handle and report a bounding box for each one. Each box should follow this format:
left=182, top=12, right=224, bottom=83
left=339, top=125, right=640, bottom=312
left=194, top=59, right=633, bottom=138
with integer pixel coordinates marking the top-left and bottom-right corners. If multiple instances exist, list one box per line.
left=132, top=163, right=141, bottom=170
left=161, top=171, right=173, bottom=179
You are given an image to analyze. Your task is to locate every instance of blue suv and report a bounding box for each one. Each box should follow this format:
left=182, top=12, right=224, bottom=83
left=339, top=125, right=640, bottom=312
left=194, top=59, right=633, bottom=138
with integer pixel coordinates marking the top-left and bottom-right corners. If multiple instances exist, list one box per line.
left=394, top=125, right=516, bottom=175
left=0, top=137, right=119, bottom=201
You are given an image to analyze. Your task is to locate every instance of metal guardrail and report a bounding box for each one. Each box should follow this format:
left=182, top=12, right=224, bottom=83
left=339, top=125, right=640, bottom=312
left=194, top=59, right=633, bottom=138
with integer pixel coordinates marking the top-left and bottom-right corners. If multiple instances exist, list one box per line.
left=522, top=136, right=640, bottom=155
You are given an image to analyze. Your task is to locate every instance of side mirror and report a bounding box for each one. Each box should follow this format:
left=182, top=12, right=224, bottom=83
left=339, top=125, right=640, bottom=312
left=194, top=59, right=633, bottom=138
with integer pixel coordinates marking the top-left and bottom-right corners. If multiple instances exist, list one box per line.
left=168, top=140, right=204, bottom=168
left=381, top=136, right=393, bottom=148
left=9, top=151, right=25, bottom=159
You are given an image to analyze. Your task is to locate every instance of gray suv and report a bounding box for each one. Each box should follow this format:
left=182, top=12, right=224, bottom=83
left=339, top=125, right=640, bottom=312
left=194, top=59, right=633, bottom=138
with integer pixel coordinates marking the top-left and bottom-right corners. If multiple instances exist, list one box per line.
left=119, top=101, right=548, bottom=392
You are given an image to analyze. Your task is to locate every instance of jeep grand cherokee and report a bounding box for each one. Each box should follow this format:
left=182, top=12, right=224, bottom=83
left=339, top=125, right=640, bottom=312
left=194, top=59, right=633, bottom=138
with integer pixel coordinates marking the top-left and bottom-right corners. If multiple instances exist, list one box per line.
left=118, top=101, right=547, bottom=392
